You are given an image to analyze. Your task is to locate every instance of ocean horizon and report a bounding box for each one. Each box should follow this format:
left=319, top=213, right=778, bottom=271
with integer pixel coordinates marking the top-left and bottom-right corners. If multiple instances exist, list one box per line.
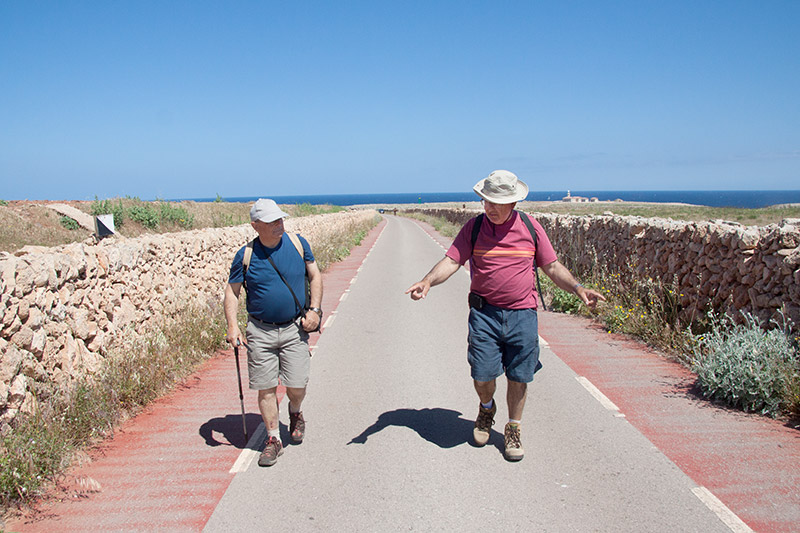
left=178, top=190, right=800, bottom=209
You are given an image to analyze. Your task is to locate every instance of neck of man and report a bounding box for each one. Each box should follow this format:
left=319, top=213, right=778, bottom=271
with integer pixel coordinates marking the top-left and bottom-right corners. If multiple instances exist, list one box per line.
left=259, top=233, right=283, bottom=249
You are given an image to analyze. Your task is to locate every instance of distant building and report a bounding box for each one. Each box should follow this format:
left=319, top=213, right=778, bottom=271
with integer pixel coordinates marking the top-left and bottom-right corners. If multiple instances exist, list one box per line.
left=562, top=190, right=589, bottom=203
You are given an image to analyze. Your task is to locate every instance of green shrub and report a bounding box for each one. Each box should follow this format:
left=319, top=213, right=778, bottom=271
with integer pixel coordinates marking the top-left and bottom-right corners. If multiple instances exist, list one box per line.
left=90, top=197, right=125, bottom=228
left=289, top=203, right=344, bottom=217
left=692, top=312, right=800, bottom=417
left=59, top=216, right=79, bottom=230
left=0, top=200, right=8, bottom=206
left=539, top=275, right=583, bottom=314
left=128, top=204, right=160, bottom=229
left=158, top=202, right=194, bottom=229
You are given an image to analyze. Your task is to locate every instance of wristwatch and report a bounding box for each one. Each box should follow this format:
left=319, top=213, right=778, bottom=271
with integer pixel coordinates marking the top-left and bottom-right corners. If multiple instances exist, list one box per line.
left=308, top=307, right=323, bottom=319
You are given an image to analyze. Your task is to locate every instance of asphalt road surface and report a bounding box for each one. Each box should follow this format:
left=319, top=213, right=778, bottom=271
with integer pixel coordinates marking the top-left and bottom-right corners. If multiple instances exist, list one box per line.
left=204, top=216, right=735, bottom=532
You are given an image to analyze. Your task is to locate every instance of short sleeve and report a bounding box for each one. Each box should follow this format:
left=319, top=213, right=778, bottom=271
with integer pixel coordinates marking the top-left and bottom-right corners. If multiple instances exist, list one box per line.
left=298, top=235, right=315, bottom=263
left=445, top=217, right=478, bottom=265
left=228, top=246, right=246, bottom=284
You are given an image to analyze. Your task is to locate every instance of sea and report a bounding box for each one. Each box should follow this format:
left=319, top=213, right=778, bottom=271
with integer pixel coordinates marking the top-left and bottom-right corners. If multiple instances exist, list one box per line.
left=183, top=191, right=800, bottom=209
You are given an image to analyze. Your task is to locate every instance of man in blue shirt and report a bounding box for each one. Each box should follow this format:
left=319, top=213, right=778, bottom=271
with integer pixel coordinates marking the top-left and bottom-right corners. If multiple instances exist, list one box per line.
left=224, top=199, right=323, bottom=466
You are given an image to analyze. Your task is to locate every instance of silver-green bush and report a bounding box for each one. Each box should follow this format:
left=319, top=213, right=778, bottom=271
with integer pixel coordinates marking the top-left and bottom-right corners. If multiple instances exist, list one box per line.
left=692, top=312, right=799, bottom=417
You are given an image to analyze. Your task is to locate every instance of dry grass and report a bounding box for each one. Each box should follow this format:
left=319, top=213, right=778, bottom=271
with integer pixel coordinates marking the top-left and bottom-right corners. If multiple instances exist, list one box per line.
left=0, top=199, right=347, bottom=254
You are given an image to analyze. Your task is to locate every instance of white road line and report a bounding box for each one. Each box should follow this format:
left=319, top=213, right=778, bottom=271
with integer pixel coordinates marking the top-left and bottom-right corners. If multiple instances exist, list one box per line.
left=229, top=423, right=266, bottom=473
left=340, top=291, right=349, bottom=302
left=538, top=335, right=549, bottom=347
left=576, top=376, right=622, bottom=414
left=691, top=486, right=753, bottom=532
left=323, top=313, right=336, bottom=329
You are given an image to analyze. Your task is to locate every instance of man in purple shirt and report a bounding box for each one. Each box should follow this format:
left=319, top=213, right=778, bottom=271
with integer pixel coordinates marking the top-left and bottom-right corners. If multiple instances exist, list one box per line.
left=406, top=170, right=604, bottom=461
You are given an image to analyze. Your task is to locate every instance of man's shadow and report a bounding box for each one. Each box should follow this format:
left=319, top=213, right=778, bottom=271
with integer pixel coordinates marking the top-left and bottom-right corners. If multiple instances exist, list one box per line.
left=348, top=407, right=501, bottom=449
left=199, top=413, right=263, bottom=449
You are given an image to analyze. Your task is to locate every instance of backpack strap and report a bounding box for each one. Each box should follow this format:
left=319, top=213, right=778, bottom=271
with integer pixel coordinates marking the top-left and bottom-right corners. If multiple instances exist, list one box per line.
left=241, top=238, right=257, bottom=294
left=286, top=232, right=304, bottom=259
left=470, top=214, right=484, bottom=251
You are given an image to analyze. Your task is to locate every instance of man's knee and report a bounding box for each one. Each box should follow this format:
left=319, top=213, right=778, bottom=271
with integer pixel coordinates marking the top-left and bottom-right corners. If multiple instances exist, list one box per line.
left=258, top=387, right=278, bottom=400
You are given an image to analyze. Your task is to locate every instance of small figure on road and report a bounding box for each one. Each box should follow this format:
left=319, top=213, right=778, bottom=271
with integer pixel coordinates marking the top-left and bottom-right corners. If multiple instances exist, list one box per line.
left=224, top=199, right=324, bottom=466
left=406, top=170, right=604, bottom=461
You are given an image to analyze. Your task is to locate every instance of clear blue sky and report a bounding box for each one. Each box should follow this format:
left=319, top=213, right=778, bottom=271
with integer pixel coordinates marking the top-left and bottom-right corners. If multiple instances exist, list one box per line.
left=1, top=1, right=798, bottom=200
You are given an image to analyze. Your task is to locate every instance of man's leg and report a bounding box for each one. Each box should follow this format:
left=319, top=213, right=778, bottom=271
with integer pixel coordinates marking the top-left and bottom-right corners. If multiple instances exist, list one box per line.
left=473, top=379, right=497, bottom=446
left=258, top=387, right=280, bottom=432
left=506, top=380, right=527, bottom=421
left=286, top=386, right=307, bottom=443
left=257, top=387, right=283, bottom=466
left=473, top=379, right=496, bottom=404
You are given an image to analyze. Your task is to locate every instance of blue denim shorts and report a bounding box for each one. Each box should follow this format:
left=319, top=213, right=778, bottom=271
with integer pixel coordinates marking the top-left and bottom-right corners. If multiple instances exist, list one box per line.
left=467, top=305, right=542, bottom=383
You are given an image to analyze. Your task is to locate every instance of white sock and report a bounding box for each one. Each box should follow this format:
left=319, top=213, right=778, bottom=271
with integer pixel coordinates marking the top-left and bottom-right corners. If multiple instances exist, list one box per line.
left=481, top=399, right=494, bottom=409
left=508, top=419, right=521, bottom=426
left=268, top=428, right=280, bottom=439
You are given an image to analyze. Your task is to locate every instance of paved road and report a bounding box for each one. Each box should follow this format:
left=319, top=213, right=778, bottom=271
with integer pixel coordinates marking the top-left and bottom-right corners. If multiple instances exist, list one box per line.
left=204, top=216, right=733, bottom=532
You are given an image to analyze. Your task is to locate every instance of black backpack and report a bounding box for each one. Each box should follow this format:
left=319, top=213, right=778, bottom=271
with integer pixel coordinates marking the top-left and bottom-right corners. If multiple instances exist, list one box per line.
left=470, top=211, right=546, bottom=311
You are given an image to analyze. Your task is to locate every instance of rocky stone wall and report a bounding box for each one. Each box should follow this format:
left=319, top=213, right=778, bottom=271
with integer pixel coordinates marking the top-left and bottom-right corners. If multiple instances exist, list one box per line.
left=0, top=210, right=378, bottom=426
left=407, top=208, right=800, bottom=327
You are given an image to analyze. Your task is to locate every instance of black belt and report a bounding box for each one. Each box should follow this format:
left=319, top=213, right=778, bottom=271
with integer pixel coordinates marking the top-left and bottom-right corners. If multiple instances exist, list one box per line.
left=249, top=314, right=299, bottom=328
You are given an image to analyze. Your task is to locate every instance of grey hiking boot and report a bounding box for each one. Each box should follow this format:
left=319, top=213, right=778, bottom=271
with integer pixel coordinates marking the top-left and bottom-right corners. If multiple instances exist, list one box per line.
left=504, top=422, right=524, bottom=461
left=473, top=402, right=496, bottom=446
left=258, top=436, right=283, bottom=467
left=289, top=411, right=305, bottom=443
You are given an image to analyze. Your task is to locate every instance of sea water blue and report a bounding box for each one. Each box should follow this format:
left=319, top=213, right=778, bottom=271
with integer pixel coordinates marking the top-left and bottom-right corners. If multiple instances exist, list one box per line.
left=182, top=191, right=800, bottom=209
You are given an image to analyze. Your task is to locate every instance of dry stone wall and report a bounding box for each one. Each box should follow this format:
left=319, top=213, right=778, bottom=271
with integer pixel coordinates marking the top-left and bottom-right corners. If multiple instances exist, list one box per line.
left=0, top=210, right=377, bottom=427
left=408, top=208, right=800, bottom=327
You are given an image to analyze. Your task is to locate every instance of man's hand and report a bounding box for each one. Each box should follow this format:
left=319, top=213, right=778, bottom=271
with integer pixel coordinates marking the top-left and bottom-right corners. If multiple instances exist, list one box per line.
left=405, top=281, right=431, bottom=300
left=301, top=308, right=322, bottom=332
left=576, top=286, right=606, bottom=308
left=226, top=326, right=245, bottom=349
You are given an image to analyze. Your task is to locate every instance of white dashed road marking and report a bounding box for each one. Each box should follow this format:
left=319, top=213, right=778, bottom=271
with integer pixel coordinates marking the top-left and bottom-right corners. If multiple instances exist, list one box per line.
left=691, top=486, right=753, bottom=532
left=576, top=376, right=624, bottom=416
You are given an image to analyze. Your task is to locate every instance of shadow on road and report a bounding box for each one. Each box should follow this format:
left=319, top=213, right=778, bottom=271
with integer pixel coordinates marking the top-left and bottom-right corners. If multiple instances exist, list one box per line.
left=199, top=413, right=263, bottom=448
left=347, top=407, right=479, bottom=448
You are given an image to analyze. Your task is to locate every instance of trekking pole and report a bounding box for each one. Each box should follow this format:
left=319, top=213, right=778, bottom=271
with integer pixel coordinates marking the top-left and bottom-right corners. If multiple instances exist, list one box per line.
left=234, top=342, right=249, bottom=442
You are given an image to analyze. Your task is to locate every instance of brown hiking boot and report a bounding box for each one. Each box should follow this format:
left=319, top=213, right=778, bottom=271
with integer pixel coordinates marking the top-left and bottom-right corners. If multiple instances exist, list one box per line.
left=289, top=411, right=305, bottom=443
left=473, top=402, right=496, bottom=446
left=258, top=436, right=283, bottom=467
left=504, top=422, right=524, bottom=462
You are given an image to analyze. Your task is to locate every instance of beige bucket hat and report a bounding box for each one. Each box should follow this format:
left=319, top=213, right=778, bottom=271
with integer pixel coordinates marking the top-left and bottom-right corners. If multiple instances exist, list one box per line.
left=473, top=170, right=529, bottom=204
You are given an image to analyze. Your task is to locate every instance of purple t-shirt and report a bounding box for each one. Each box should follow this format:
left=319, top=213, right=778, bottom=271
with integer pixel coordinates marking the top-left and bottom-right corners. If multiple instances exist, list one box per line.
left=446, top=211, right=558, bottom=309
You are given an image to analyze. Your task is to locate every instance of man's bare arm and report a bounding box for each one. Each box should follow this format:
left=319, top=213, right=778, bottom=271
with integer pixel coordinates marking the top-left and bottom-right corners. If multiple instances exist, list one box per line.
left=540, top=260, right=605, bottom=308
left=224, top=282, right=245, bottom=346
left=405, top=256, right=461, bottom=300
left=301, top=260, right=323, bottom=332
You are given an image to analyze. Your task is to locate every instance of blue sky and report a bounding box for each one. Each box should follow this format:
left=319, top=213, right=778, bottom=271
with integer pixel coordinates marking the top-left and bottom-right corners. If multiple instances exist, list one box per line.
left=1, top=1, right=798, bottom=200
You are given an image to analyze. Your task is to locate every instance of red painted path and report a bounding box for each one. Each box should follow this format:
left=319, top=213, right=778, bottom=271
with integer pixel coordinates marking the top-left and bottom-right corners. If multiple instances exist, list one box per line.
left=6, top=217, right=800, bottom=532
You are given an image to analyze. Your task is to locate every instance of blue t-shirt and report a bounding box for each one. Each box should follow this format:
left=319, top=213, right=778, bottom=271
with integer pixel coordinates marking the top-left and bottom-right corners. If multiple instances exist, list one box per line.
left=228, top=233, right=315, bottom=323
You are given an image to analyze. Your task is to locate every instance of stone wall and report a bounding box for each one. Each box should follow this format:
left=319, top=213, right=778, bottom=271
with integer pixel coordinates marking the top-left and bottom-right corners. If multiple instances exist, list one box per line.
left=407, top=208, right=800, bottom=327
left=0, top=210, right=378, bottom=426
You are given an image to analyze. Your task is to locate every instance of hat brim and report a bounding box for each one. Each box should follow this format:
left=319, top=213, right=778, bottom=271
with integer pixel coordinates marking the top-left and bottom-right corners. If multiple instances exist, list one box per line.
left=473, top=178, right=529, bottom=204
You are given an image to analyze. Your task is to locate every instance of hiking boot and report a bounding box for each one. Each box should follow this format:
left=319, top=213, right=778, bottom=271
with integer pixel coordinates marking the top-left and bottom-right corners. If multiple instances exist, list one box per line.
left=258, top=436, right=283, bottom=467
left=473, top=402, right=496, bottom=446
left=504, top=422, right=524, bottom=462
left=289, top=411, right=305, bottom=443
